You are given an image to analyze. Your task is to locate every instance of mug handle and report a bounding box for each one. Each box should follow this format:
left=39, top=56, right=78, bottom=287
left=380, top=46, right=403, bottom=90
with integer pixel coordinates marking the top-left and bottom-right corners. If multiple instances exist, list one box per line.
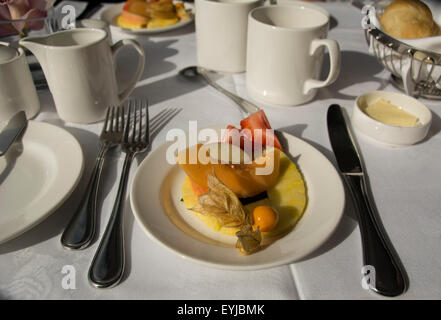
left=303, top=38, right=341, bottom=95
left=111, top=39, right=145, bottom=102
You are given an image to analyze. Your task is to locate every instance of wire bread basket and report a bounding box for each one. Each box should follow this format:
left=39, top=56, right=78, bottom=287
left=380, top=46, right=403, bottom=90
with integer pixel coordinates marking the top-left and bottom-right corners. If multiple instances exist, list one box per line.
left=364, top=0, right=441, bottom=99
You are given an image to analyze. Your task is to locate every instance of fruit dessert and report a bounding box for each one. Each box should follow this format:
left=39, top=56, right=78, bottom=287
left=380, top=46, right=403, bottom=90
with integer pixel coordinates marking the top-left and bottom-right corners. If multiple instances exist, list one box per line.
left=117, top=0, right=191, bottom=30
left=177, top=110, right=308, bottom=255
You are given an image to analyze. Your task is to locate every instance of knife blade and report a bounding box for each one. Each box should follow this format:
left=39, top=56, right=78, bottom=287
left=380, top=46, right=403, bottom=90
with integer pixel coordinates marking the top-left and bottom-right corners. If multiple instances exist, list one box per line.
left=327, top=104, right=407, bottom=297
left=0, top=111, right=27, bottom=156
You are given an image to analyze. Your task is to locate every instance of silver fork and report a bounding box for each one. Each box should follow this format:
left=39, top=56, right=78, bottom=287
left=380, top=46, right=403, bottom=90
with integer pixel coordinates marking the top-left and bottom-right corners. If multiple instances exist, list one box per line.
left=61, top=106, right=124, bottom=250
left=88, top=100, right=150, bottom=288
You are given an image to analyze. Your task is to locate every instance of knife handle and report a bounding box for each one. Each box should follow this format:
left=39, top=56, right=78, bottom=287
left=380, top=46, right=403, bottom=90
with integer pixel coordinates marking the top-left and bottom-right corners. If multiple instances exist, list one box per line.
left=344, top=175, right=407, bottom=297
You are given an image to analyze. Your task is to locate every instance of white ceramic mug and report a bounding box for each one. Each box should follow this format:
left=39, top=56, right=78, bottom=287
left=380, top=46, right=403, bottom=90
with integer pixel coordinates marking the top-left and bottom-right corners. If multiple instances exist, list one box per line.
left=195, top=0, right=264, bottom=73
left=20, top=28, right=145, bottom=123
left=246, top=3, right=341, bottom=106
left=0, top=43, right=40, bottom=124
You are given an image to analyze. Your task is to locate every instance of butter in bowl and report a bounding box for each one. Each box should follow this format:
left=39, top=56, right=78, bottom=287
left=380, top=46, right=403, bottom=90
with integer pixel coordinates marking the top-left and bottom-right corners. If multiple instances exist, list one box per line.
left=352, top=91, right=432, bottom=146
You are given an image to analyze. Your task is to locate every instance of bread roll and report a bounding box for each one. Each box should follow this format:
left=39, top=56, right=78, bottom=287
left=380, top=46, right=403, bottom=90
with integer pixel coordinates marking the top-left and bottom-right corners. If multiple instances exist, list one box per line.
left=379, top=0, right=440, bottom=39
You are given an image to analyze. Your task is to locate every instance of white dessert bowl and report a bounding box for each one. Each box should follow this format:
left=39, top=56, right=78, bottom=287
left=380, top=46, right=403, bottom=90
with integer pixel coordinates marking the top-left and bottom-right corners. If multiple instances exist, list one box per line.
left=352, top=91, right=432, bottom=146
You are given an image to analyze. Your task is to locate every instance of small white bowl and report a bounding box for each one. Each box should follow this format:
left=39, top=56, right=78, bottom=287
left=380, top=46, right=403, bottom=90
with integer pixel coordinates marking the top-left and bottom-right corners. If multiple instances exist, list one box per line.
left=352, top=91, right=432, bottom=146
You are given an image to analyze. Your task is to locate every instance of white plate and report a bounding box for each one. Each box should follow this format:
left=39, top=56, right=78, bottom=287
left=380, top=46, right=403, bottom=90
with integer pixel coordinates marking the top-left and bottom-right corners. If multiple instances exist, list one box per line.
left=100, top=3, right=194, bottom=35
left=0, top=121, right=84, bottom=244
left=130, top=128, right=345, bottom=270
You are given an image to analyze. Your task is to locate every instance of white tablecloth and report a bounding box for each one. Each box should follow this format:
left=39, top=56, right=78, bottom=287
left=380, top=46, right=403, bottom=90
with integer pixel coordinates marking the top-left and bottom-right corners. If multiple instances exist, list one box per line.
left=1, top=2, right=441, bottom=300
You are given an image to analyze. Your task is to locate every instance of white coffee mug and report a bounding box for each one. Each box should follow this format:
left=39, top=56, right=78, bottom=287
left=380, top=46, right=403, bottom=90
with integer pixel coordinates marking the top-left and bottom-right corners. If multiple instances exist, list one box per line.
left=20, top=29, right=145, bottom=123
left=195, top=0, right=264, bottom=73
left=246, top=3, right=341, bottom=106
left=0, top=43, right=40, bottom=124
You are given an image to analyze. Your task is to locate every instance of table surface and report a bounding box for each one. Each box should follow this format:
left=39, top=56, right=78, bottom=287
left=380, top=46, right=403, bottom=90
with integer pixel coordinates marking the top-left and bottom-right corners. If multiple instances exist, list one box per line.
left=1, top=2, right=441, bottom=300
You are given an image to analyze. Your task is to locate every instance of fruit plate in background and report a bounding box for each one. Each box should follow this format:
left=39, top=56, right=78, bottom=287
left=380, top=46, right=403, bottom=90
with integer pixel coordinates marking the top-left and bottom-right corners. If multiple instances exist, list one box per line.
left=130, top=127, right=345, bottom=270
left=100, top=2, right=194, bottom=35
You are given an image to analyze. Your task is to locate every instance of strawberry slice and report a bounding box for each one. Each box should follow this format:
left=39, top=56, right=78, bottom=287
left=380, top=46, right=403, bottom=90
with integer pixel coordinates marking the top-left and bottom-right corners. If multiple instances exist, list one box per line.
left=222, top=125, right=257, bottom=155
left=240, top=110, right=271, bottom=131
left=224, top=110, right=283, bottom=151
left=240, top=110, right=283, bottom=151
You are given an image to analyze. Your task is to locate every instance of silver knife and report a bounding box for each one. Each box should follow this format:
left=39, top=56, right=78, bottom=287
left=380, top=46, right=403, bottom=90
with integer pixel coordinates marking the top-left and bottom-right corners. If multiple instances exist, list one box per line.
left=327, top=104, right=407, bottom=297
left=0, top=111, right=27, bottom=157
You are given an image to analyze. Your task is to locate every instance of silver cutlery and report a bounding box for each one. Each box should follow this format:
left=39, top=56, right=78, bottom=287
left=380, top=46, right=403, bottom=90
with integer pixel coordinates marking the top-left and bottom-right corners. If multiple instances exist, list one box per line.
left=179, top=66, right=260, bottom=116
left=61, top=106, right=124, bottom=250
left=327, top=104, right=407, bottom=297
left=0, top=111, right=27, bottom=157
left=88, top=100, right=150, bottom=288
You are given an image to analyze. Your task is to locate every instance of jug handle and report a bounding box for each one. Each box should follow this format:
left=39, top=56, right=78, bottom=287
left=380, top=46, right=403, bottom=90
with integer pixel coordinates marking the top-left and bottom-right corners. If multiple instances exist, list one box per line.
left=111, top=39, right=145, bottom=102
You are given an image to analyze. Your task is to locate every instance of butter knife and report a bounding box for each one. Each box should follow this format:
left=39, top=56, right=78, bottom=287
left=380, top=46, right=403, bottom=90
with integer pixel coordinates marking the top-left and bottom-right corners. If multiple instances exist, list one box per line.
left=0, top=111, right=27, bottom=157
left=327, top=104, right=406, bottom=297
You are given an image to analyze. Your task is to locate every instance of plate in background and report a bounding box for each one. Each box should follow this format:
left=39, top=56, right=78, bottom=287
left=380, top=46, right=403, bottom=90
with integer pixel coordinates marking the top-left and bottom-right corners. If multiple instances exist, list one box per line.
left=100, top=3, right=194, bottom=35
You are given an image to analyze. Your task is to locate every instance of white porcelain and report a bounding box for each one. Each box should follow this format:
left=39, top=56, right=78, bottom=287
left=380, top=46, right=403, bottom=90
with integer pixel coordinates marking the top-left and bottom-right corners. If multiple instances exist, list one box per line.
left=130, top=127, right=345, bottom=270
left=0, top=42, right=40, bottom=124
left=0, top=121, right=84, bottom=244
left=19, top=28, right=145, bottom=124
left=76, top=19, right=113, bottom=45
left=100, top=3, right=194, bottom=35
left=195, top=0, right=264, bottom=73
left=352, top=91, right=432, bottom=146
left=246, top=3, right=341, bottom=106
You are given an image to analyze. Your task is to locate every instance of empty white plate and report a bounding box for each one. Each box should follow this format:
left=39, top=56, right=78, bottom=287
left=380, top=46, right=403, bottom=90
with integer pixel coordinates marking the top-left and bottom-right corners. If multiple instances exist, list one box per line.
left=0, top=121, right=84, bottom=244
left=130, top=128, right=345, bottom=270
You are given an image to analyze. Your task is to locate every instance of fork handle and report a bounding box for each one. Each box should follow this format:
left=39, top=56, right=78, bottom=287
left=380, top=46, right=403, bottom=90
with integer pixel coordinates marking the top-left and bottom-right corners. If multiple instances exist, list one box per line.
left=61, top=146, right=108, bottom=250
left=88, top=152, right=134, bottom=288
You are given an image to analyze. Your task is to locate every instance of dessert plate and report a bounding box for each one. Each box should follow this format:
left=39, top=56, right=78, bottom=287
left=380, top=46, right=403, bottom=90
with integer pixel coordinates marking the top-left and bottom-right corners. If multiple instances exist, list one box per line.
left=0, top=121, right=84, bottom=244
left=130, top=128, right=345, bottom=270
left=100, top=3, right=194, bottom=35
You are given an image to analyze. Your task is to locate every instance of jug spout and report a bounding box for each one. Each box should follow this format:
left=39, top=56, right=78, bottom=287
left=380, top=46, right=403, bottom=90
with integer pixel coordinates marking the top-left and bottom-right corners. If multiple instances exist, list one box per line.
left=19, top=35, right=49, bottom=67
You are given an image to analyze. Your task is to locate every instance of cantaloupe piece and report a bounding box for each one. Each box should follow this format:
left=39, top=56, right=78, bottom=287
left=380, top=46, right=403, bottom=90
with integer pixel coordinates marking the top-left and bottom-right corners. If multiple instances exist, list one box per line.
left=176, top=143, right=280, bottom=198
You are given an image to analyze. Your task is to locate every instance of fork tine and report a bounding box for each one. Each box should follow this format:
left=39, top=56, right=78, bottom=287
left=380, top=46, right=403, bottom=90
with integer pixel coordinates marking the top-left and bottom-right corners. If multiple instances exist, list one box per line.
left=110, top=106, right=115, bottom=132
left=132, top=101, right=137, bottom=144
left=120, top=106, right=125, bottom=132
left=138, top=100, right=142, bottom=143
left=102, top=107, right=111, bottom=134
left=144, top=101, right=149, bottom=145
left=115, top=106, right=120, bottom=132
left=124, top=101, right=132, bottom=143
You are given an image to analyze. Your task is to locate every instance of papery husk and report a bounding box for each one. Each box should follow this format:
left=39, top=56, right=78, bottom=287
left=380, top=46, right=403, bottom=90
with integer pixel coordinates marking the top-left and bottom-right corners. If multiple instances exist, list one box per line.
left=190, top=173, right=248, bottom=227
left=236, top=225, right=262, bottom=255
left=189, top=171, right=262, bottom=254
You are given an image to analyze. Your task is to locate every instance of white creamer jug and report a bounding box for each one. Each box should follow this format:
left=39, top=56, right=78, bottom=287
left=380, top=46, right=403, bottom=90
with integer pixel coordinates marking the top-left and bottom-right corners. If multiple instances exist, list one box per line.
left=20, top=28, right=145, bottom=123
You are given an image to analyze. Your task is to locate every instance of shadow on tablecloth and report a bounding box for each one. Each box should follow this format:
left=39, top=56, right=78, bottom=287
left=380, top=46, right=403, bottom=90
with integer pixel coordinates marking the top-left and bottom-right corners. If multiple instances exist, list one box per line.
left=316, top=50, right=389, bottom=101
